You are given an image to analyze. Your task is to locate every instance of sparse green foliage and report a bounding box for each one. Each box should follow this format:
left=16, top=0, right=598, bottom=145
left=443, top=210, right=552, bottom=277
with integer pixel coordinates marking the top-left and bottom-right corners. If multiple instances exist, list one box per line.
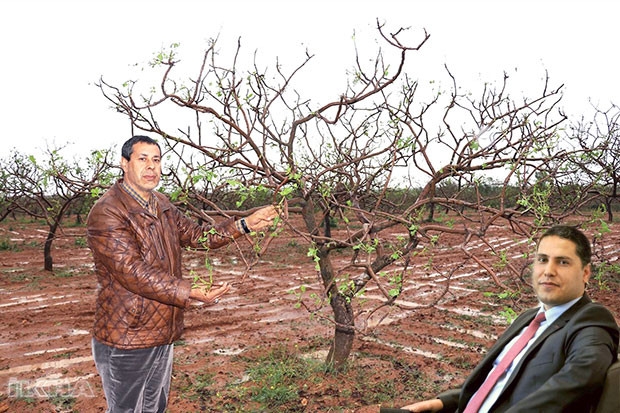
left=484, top=291, right=520, bottom=323
left=90, top=22, right=620, bottom=371
left=244, top=346, right=320, bottom=410
left=0, top=146, right=114, bottom=270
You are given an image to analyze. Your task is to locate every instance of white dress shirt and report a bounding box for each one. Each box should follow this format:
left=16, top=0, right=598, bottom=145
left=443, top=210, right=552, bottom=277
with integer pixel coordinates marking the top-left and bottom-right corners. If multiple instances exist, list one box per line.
left=475, top=296, right=581, bottom=412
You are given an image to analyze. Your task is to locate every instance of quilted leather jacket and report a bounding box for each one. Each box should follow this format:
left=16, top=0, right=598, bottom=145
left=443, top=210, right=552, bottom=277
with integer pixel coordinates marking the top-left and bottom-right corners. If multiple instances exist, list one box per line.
left=87, top=181, right=242, bottom=349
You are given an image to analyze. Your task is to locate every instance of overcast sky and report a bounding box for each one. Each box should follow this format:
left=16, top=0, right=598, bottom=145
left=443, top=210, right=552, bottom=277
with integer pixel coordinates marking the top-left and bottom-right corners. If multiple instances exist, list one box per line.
left=1, top=0, right=617, bottom=158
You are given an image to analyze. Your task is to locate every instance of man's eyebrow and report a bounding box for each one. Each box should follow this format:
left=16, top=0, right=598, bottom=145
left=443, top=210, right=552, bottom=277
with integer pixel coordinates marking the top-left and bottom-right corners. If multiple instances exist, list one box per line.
left=535, top=253, right=573, bottom=261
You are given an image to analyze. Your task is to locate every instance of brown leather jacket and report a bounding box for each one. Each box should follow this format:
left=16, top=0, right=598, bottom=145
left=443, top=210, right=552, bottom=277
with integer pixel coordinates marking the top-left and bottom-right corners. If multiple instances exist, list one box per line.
left=87, top=181, right=242, bottom=349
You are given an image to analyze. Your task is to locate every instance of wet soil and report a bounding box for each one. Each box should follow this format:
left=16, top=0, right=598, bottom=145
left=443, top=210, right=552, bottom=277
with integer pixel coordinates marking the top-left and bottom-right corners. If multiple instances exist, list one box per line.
left=1, top=218, right=619, bottom=412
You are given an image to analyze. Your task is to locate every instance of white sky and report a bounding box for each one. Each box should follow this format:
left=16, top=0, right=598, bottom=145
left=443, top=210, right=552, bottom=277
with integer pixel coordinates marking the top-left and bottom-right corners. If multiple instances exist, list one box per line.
left=1, top=0, right=618, bottom=158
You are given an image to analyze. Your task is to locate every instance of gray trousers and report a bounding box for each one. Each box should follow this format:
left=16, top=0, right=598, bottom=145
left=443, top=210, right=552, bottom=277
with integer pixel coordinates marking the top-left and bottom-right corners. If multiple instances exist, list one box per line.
left=92, top=337, right=173, bottom=413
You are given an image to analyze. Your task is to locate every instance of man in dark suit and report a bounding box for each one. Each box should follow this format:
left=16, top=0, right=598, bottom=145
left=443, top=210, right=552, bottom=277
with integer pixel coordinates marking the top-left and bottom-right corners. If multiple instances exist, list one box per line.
left=401, top=225, right=619, bottom=412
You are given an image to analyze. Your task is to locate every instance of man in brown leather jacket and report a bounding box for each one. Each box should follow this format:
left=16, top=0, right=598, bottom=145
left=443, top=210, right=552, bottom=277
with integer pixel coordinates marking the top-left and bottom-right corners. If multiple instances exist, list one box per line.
left=87, top=135, right=278, bottom=412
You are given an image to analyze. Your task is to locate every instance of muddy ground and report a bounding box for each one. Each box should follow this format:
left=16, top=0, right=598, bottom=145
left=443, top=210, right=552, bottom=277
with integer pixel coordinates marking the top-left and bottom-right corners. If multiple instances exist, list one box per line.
left=1, top=217, right=619, bottom=412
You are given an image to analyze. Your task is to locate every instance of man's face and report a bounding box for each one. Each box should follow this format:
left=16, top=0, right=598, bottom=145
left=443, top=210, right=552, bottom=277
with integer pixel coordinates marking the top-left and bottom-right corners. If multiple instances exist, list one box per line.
left=532, top=235, right=590, bottom=309
left=120, top=142, right=161, bottom=199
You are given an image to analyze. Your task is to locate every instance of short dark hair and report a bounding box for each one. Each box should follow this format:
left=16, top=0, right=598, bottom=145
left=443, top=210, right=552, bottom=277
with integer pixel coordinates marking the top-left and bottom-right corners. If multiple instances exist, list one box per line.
left=121, top=135, right=161, bottom=161
left=538, top=225, right=591, bottom=267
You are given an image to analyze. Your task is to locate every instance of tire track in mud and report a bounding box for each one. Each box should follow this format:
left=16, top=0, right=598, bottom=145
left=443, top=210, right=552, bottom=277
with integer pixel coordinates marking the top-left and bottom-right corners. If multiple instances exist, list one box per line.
left=0, top=231, right=516, bottom=396
left=0, top=280, right=97, bottom=400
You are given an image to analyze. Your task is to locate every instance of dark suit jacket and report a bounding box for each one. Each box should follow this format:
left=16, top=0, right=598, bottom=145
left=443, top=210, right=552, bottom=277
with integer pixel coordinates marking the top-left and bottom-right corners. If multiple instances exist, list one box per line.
left=438, top=294, right=619, bottom=412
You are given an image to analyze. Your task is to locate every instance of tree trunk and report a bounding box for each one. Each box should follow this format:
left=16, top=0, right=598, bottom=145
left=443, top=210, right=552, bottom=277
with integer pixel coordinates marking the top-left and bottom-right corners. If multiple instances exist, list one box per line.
left=317, top=247, right=355, bottom=370
left=44, top=229, right=54, bottom=271
left=44, top=220, right=61, bottom=272
left=325, top=292, right=355, bottom=371
left=605, top=199, right=614, bottom=222
left=426, top=202, right=436, bottom=222
left=300, top=198, right=356, bottom=369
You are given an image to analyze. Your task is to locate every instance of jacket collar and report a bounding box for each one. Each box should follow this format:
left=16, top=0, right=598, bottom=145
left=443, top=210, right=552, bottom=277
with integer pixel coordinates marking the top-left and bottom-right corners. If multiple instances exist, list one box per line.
left=113, top=180, right=170, bottom=215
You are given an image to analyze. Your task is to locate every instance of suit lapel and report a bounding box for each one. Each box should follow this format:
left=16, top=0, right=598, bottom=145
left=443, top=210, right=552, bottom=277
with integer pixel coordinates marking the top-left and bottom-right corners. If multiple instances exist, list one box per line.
left=527, top=295, right=589, bottom=350
left=503, top=295, right=590, bottom=386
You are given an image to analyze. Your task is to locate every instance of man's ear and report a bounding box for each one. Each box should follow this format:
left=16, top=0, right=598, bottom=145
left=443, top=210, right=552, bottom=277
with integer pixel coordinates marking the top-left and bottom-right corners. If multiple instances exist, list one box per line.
left=582, top=263, right=592, bottom=284
left=120, top=157, right=128, bottom=173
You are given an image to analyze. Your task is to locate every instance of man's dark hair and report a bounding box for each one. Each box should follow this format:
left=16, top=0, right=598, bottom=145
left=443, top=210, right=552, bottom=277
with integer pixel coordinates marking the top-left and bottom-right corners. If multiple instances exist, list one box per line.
left=538, top=225, right=592, bottom=267
left=121, top=135, right=161, bottom=161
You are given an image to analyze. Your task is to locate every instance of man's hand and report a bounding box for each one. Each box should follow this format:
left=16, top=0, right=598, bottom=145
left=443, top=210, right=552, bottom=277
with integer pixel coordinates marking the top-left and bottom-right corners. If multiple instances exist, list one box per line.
left=400, top=399, right=443, bottom=412
left=189, top=282, right=231, bottom=304
left=244, top=205, right=280, bottom=232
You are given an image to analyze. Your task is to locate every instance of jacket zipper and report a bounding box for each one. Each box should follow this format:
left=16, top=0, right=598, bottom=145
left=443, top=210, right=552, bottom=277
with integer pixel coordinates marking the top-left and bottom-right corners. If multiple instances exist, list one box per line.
left=146, top=211, right=178, bottom=342
left=148, top=221, right=166, bottom=261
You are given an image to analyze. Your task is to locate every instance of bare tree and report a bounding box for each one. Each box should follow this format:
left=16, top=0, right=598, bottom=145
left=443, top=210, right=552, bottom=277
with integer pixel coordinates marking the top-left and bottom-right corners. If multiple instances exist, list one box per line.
left=97, top=22, right=588, bottom=369
left=566, top=104, right=620, bottom=222
left=0, top=167, right=19, bottom=222
left=1, top=146, right=115, bottom=271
